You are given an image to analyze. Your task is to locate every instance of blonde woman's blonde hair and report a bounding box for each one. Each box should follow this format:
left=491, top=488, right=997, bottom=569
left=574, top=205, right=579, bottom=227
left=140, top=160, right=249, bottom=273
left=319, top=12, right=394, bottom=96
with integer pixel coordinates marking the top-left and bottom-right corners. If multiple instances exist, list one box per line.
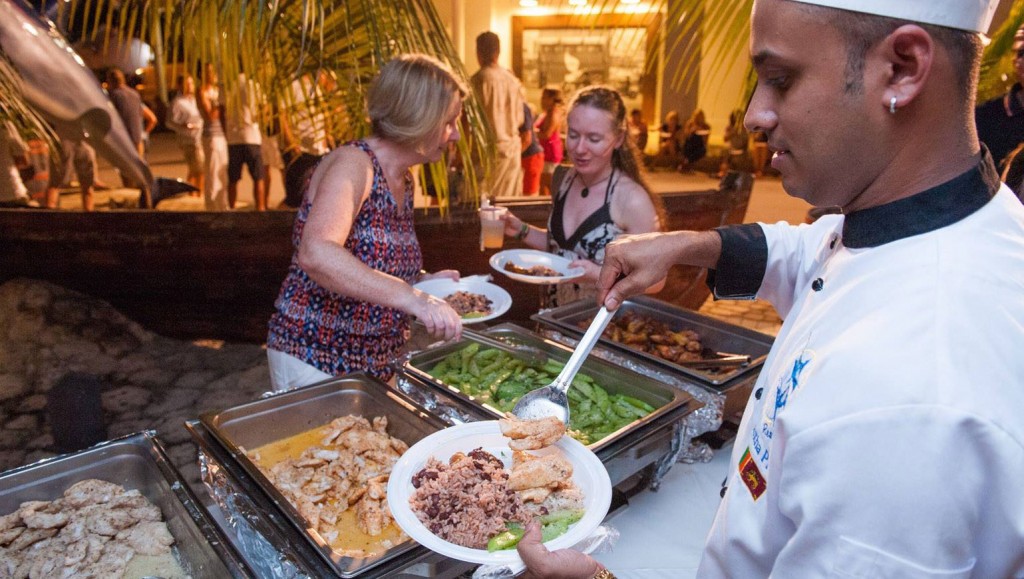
left=368, top=54, right=468, bottom=152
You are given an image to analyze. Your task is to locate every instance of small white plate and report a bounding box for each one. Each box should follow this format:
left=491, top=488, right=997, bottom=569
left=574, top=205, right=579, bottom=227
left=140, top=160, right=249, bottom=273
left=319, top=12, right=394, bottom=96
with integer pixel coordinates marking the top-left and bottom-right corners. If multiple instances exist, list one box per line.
left=490, top=249, right=585, bottom=284
left=387, top=421, right=612, bottom=566
left=413, top=278, right=512, bottom=324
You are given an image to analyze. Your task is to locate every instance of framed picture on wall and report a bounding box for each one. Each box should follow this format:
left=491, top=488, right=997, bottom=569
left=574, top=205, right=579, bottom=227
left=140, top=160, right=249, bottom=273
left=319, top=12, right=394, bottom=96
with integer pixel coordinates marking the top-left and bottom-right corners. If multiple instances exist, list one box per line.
left=512, top=14, right=660, bottom=119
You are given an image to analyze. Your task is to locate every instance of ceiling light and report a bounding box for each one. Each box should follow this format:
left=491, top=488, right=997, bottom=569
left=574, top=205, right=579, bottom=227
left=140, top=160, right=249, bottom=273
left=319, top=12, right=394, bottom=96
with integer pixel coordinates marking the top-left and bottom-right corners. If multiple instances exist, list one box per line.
left=519, top=0, right=538, bottom=5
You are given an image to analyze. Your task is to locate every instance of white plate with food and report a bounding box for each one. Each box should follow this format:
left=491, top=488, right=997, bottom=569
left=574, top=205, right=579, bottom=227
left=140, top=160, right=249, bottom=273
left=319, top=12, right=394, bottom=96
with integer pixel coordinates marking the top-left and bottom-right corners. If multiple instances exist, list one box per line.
left=489, top=249, right=585, bottom=284
left=413, top=278, right=513, bottom=324
left=387, top=420, right=612, bottom=566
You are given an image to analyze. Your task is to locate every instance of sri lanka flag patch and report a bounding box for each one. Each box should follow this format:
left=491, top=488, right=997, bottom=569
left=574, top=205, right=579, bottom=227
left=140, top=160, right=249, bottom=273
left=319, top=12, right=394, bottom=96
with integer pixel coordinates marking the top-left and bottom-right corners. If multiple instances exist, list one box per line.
left=739, top=447, right=766, bottom=500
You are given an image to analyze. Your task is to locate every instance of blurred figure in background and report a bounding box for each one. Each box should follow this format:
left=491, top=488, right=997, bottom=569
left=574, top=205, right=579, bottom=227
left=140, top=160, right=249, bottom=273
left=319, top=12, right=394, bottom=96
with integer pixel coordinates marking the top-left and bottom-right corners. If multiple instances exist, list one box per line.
left=680, top=108, right=711, bottom=171
left=472, top=32, right=525, bottom=198
left=750, top=129, right=770, bottom=177
left=627, top=108, right=648, bottom=153
left=718, top=108, right=750, bottom=177
left=106, top=68, right=148, bottom=188
left=520, top=102, right=544, bottom=196
left=225, top=72, right=266, bottom=210
left=199, top=63, right=229, bottom=211
left=975, top=25, right=1024, bottom=171
left=0, top=117, right=36, bottom=208
left=166, top=74, right=205, bottom=195
left=536, top=87, right=566, bottom=195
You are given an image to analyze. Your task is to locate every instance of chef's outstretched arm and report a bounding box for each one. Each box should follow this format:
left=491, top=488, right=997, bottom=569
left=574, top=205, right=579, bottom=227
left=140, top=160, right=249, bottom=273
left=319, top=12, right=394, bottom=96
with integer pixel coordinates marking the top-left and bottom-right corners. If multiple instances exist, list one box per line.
left=597, top=230, right=722, bottom=310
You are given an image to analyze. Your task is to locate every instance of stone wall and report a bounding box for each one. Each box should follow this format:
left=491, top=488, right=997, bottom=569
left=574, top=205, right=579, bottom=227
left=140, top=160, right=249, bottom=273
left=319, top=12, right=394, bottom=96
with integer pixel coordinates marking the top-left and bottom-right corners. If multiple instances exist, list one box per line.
left=0, top=278, right=272, bottom=482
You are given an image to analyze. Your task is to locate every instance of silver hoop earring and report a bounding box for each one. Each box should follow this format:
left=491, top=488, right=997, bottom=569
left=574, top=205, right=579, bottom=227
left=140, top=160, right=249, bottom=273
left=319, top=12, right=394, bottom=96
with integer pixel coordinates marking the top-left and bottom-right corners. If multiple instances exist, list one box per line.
left=889, top=96, right=897, bottom=114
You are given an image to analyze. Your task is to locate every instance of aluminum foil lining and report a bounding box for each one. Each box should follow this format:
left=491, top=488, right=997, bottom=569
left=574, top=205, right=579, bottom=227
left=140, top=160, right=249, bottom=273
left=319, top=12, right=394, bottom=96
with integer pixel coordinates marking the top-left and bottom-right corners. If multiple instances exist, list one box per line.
left=535, top=328, right=724, bottom=468
left=199, top=449, right=310, bottom=578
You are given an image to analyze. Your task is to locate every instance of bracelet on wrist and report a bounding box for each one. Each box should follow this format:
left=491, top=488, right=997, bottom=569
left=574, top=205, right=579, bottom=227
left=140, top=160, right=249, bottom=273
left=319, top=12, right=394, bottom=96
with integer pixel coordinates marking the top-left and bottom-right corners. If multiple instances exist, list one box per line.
left=515, top=222, right=530, bottom=241
left=592, top=568, right=616, bottom=579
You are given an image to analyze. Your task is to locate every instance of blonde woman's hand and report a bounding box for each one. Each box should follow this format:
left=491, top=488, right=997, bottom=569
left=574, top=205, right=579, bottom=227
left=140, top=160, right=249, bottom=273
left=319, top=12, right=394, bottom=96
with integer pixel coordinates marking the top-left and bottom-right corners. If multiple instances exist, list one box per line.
left=568, top=259, right=601, bottom=283
left=419, top=269, right=460, bottom=282
left=410, top=290, right=462, bottom=341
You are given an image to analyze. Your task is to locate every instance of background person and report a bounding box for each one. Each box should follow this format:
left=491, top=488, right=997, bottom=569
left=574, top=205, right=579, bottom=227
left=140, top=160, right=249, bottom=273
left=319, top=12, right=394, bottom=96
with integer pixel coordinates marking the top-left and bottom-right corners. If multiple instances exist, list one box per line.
left=225, top=72, right=266, bottom=210
left=472, top=31, right=526, bottom=198
left=502, top=86, right=664, bottom=307
left=266, top=54, right=465, bottom=390
left=520, top=102, right=544, bottom=196
left=199, top=63, right=229, bottom=211
left=105, top=68, right=148, bottom=188
left=0, top=117, right=36, bottom=208
left=519, top=0, right=1024, bottom=577
left=626, top=108, right=648, bottom=153
left=535, top=87, right=566, bottom=196
left=165, top=74, right=205, bottom=195
left=680, top=108, right=711, bottom=171
left=975, top=24, right=1024, bottom=170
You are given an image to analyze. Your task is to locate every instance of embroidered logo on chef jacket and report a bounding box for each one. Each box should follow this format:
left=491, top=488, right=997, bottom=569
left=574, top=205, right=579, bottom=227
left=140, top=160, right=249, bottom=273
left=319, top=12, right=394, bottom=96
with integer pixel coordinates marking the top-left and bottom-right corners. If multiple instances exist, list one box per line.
left=742, top=350, right=815, bottom=494
left=739, top=447, right=767, bottom=500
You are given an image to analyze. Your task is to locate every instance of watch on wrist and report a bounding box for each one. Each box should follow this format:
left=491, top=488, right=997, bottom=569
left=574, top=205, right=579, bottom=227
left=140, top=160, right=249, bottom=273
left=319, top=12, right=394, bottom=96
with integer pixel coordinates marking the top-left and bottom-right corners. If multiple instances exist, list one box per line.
left=515, top=222, right=530, bottom=241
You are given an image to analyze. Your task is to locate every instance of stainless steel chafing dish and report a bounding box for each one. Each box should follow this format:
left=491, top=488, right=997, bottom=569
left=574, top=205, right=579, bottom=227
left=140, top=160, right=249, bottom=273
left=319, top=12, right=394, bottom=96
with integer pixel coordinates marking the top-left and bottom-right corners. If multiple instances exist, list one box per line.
left=0, top=431, right=249, bottom=578
left=400, top=323, right=701, bottom=487
left=194, top=374, right=473, bottom=578
left=532, top=295, right=774, bottom=388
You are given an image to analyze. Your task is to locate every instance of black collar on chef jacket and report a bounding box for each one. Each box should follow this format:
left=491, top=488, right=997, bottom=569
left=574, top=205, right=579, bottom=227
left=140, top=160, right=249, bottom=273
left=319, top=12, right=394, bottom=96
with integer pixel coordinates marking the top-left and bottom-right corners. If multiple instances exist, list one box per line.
left=706, top=148, right=1001, bottom=299
left=842, top=147, right=1001, bottom=248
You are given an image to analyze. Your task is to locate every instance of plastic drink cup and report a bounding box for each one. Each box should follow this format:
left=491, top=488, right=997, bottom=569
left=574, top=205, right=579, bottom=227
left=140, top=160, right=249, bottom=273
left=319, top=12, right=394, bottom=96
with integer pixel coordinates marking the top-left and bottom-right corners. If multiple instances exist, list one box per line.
left=480, top=206, right=507, bottom=250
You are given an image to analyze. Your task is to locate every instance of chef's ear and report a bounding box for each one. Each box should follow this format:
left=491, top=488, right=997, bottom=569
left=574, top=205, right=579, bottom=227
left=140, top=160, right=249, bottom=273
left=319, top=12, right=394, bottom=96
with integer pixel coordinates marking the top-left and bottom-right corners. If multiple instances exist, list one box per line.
left=876, top=24, right=934, bottom=113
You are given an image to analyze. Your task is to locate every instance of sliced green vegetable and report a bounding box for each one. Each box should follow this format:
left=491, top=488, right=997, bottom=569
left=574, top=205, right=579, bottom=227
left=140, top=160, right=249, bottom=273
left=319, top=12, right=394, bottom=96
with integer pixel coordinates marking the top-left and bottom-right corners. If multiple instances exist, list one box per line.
left=487, top=522, right=526, bottom=552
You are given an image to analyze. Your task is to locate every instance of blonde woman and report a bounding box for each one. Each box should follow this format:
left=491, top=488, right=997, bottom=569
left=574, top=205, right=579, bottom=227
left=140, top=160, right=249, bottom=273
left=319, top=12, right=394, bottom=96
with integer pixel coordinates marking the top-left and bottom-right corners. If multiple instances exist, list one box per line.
left=267, top=54, right=466, bottom=390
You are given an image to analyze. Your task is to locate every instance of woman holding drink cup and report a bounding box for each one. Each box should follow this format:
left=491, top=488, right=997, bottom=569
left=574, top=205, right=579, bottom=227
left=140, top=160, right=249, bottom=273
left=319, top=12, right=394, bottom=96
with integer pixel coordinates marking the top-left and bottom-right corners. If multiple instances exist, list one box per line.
left=502, top=86, right=664, bottom=306
left=266, top=54, right=466, bottom=390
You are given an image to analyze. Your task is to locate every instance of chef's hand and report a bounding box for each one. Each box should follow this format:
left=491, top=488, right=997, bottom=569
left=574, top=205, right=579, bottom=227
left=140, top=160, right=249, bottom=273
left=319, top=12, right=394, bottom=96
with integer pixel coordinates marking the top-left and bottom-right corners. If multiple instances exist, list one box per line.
left=419, top=269, right=460, bottom=282
left=597, top=232, right=680, bottom=311
left=409, top=290, right=462, bottom=341
left=517, top=521, right=603, bottom=579
left=568, top=259, right=601, bottom=283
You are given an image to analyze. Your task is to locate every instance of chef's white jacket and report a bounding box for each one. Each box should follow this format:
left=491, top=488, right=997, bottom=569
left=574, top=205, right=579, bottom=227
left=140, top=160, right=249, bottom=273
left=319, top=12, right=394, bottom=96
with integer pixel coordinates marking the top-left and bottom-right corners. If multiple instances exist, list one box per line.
left=699, top=158, right=1024, bottom=578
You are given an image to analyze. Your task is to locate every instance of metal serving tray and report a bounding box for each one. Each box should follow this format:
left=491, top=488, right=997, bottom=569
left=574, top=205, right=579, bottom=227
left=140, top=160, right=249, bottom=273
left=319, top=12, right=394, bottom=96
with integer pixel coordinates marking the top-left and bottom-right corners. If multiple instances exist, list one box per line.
left=401, top=324, right=697, bottom=460
left=532, top=295, right=774, bottom=387
left=198, top=374, right=449, bottom=578
left=0, top=431, right=249, bottom=578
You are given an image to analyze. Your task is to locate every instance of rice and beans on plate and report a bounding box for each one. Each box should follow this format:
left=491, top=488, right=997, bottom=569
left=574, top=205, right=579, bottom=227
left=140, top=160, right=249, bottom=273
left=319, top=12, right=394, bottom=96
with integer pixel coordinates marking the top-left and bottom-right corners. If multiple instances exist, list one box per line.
left=409, top=416, right=585, bottom=551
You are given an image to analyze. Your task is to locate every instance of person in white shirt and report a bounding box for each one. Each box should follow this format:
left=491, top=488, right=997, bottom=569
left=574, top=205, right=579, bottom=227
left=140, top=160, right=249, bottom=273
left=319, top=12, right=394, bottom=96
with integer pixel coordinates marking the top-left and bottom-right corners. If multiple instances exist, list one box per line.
left=166, top=74, right=204, bottom=195
left=471, top=31, right=525, bottom=199
left=225, top=72, right=265, bottom=211
left=518, top=1, right=1024, bottom=578
left=0, top=118, right=34, bottom=207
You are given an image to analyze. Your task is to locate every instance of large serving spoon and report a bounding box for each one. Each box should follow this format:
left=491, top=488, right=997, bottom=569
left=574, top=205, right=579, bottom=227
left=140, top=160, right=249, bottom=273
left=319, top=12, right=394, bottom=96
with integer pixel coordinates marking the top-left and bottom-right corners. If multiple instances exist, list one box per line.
left=512, top=306, right=615, bottom=423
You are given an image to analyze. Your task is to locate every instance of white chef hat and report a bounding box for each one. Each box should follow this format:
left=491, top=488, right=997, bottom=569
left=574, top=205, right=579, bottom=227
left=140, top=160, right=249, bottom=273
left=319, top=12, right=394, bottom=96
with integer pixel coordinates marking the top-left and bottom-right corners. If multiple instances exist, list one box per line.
left=786, top=0, right=1000, bottom=34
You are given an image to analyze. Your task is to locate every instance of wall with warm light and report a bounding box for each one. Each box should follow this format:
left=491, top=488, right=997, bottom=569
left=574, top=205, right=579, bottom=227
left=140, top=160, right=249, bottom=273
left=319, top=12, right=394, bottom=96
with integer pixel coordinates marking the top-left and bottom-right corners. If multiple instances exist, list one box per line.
left=434, top=0, right=744, bottom=150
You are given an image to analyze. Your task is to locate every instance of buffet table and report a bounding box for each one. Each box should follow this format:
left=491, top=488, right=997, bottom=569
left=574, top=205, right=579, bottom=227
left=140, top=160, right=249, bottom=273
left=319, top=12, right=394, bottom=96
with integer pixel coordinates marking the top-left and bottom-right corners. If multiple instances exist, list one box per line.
left=595, top=444, right=730, bottom=578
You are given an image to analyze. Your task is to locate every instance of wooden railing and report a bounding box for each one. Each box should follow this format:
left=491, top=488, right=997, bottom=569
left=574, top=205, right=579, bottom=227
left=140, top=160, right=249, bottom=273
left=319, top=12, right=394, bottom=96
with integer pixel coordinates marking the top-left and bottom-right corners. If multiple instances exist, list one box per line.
left=0, top=173, right=752, bottom=342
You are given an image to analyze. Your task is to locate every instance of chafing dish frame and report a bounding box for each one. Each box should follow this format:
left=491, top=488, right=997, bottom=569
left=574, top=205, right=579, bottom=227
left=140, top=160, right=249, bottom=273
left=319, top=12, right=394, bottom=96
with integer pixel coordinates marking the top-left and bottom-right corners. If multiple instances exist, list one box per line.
left=196, top=373, right=458, bottom=578
left=532, top=295, right=774, bottom=387
left=0, top=431, right=250, bottom=578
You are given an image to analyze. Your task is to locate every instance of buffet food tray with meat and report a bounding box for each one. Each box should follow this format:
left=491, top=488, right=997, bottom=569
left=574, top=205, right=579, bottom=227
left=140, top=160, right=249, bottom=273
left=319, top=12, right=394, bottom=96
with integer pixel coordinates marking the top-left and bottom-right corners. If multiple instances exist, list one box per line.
left=0, top=431, right=249, bottom=578
left=400, top=323, right=699, bottom=487
left=532, top=296, right=774, bottom=387
left=197, top=374, right=459, bottom=578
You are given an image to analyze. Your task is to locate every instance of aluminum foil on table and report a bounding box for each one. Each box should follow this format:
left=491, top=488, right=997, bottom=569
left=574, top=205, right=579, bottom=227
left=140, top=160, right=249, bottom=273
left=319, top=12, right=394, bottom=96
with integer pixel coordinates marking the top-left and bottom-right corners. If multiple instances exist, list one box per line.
left=535, top=327, right=725, bottom=471
left=199, top=448, right=309, bottom=579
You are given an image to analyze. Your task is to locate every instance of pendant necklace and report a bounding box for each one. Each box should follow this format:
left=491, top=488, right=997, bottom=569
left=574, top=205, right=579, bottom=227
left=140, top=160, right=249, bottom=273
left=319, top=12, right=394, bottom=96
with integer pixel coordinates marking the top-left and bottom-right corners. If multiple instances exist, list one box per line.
left=580, top=169, right=614, bottom=199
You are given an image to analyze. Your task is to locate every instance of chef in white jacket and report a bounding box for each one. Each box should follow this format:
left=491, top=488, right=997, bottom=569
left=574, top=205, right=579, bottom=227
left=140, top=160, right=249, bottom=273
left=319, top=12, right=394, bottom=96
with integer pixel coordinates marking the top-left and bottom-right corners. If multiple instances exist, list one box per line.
left=516, top=0, right=1024, bottom=578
